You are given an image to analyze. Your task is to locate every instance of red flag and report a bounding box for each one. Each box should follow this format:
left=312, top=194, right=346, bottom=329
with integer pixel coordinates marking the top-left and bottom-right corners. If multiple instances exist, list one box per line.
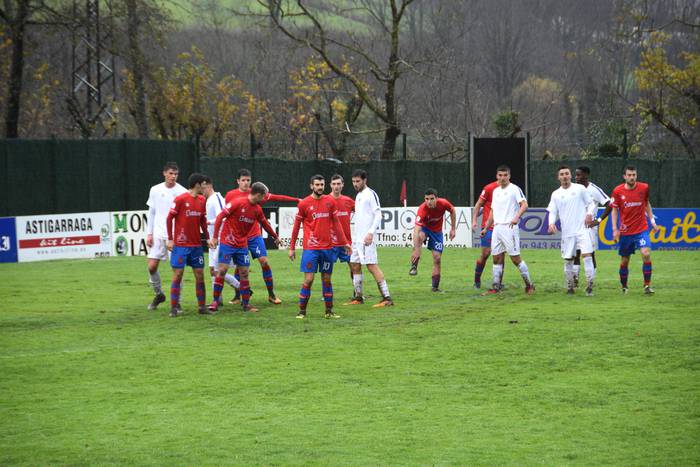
left=400, top=180, right=407, bottom=207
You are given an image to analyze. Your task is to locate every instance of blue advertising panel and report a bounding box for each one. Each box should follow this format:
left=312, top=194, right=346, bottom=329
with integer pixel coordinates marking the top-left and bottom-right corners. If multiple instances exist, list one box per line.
left=0, top=217, right=18, bottom=263
left=472, top=207, right=699, bottom=250
left=597, top=208, right=700, bottom=250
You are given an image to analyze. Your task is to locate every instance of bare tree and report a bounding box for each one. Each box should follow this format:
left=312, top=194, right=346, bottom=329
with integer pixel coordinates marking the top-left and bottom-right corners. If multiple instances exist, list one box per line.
left=262, top=0, right=416, bottom=159
left=0, top=0, right=66, bottom=138
left=125, top=0, right=149, bottom=138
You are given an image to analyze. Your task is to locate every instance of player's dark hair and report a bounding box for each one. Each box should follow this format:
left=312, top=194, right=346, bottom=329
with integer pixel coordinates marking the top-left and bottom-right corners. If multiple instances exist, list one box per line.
left=557, top=165, right=570, bottom=172
left=352, top=169, right=368, bottom=180
left=424, top=188, right=438, bottom=196
left=577, top=166, right=591, bottom=175
left=331, top=174, right=343, bottom=182
left=187, top=173, right=207, bottom=188
left=163, top=161, right=179, bottom=172
left=496, top=165, right=510, bottom=173
left=202, top=175, right=212, bottom=185
left=624, top=165, right=637, bottom=173
left=250, top=182, right=269, bottom=195
left=237, top=168, right=252, bottom=179
left=310, top=174, right=325, bottom=183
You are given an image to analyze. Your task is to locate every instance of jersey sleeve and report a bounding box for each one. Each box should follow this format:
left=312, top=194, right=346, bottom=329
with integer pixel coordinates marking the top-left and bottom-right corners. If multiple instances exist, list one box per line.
left=590, top=184, right=610, bottom=205
left=169, top=197, right=180, bottom=216
left=610, top=188, right=620, bottom=208
left=266, top=193, right=300, bottom=203
left=515, top=186, right=526, bottom=203
left=581, top=187, right=596, bottom=216
left=439, top=198, right=454, bottom=212
left=146, top=187, right=155, bottom=207
left=415, top=204, right=427, bottom=227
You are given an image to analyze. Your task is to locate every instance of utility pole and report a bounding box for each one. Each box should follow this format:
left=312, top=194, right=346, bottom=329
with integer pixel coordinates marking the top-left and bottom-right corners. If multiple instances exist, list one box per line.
left=69, top=0, right=116, bottom=137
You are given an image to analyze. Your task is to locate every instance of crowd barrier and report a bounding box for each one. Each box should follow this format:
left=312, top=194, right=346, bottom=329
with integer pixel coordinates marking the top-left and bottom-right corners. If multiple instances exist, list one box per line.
left=1, top=208, right=697, bottom=263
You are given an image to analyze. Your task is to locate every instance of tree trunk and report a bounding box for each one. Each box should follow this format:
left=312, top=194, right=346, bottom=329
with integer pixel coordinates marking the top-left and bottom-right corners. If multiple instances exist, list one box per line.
left=381, top=125, right=401, bottom=160
left=4, top=0, right=29, bottom=138
left=126, top=0, right=149, bottom=138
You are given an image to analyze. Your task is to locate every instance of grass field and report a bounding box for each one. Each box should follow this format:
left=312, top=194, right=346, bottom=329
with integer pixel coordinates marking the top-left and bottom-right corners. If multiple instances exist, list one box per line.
left=1, top=248, right=699, bottom=465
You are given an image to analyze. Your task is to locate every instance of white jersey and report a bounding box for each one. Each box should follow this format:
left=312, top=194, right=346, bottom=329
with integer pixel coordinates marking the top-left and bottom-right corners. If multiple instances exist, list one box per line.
left=491, top=183, right=526, bottom=224
left=547, top=183, right=596, bottom=237
left=205, top=191, right=226, bottom=238
left=353, top=186, right=382, bottom=241
left=585, top=182, right=611, bottom=211
left=146, top=182, right=187, bottom=238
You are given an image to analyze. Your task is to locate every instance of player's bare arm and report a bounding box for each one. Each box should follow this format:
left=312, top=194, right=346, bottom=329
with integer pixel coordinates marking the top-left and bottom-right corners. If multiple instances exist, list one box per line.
left=646, top=201, right=659, bottom=232
left=472, top=198, right=484, bottom=231
left=591, top=202, right=613, bottom=227
left=411, top=224, right=423, bottom=263
left=611, top=207, right=620, bottom=242
left=512, top=200, right=528, bottom=227
left=289, top=214, right=302, bottom=261
left=448, top=208, right=456, bottom=240
left=481, top=210, right=494, bottom=236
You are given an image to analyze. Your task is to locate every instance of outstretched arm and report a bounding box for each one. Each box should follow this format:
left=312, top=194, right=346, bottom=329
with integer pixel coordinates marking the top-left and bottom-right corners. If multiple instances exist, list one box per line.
left=266, top=193, right=302, bottom=204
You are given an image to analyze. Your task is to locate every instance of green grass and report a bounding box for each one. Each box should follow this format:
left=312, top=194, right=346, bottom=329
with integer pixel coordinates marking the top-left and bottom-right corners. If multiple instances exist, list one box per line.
left=1, top=248, right=699, bottom=465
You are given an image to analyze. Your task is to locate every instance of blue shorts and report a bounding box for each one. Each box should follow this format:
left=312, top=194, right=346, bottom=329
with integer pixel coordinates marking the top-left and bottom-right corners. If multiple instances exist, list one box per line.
left=300, top=249, right=335, bottom=273
left=420, top=227, right=444, bottom=253
left=332, top=246, right=351, bottom=263
left=247, top=236, right=267, bottom=259
left=218, top=244, right=251, bottom=267
left=480, top=229, right=493, bottom=248
left=170, top=246, right=205, bottom=269
left=618, top=231, right=652, bottom=256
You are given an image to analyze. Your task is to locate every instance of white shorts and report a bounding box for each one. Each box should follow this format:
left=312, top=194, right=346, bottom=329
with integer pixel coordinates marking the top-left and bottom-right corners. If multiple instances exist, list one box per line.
left=561, top=232, right=594, bottom=259
left=588, top=227, right=599, bottom=252
left=147, top=237, right=169, bottom=261
left=350, top=242, right=378, bottom=265
left=491, top=224, right=521, bottom=256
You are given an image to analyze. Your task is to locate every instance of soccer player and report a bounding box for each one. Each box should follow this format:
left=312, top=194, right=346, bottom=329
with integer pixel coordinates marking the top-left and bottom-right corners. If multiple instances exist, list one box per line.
left=481, top=165, right=534, bottom=294
left=546, top=166, right=598, bottom=295
left=409, top=188, right=456, bottom=292
left=610, top=165, right=660, bottom=294
left=202, top=176, right=239, bottom=302
left=210, top=182, right=280, bottom=312
left=471, top=179, right=499, bottom=289
left=289, top=175, right=351, bottom=319
left=225, top=168, right=300, bottom=305
left=574, top=166, right=613, bottom=286
left=165, top=173, right=210, bottom=317
left=329, top=174, right=355, bottom=283
left=345, top=169, right=394, bottom=307
left=146, top=162, right=187, bottom=311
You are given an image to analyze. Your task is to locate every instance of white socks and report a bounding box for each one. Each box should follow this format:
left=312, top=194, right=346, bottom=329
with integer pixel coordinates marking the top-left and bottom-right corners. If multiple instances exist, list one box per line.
left=565, top=260, right=575, bottom=288
left=492, top=264, right=504, bottom=288
left=378, top=280, right=390, bottom=299
left=149, top=272, right=162, bottom=294
left=353, top=274, right=363, bottom=297
left=583, top=256, right=595, bottom=286
left=224, top=273, right=240, bottom=289
left=518, top=261, right=531, bottom=285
